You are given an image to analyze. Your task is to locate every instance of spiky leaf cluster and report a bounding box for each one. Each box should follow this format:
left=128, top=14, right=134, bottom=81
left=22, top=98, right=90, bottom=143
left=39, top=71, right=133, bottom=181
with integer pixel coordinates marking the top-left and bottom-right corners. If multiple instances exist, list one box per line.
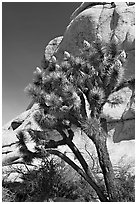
left=25, top=56, right=82, bottom=130
left=26, top=35, right=127, bottom=135
left=16, top=131, right=39, bottom=163
left=79, top=36, right=126, bottom=97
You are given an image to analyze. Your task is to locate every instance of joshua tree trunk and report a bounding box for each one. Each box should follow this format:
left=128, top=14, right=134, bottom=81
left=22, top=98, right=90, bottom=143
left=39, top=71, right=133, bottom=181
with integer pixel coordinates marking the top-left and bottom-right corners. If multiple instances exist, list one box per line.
left=86, top=119, right=120, bottom=202
left=93, top=134, right=119, bottom=201
left=55, top=122, right=119, bottom=201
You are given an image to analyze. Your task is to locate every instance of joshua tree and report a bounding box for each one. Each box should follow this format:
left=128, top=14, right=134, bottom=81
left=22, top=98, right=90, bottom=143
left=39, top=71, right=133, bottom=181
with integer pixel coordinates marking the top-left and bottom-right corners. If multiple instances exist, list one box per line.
left=18, top=34, right=134, bottom=201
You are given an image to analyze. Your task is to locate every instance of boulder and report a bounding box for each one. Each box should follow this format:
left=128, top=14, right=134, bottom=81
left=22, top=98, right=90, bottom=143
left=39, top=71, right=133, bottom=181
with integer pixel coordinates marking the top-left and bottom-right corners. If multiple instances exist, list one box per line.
left=2, top=104, right=40, bottom=167
left=54, top=2, right=135, bottom=80
left=44, top=36, right=63, bottom=61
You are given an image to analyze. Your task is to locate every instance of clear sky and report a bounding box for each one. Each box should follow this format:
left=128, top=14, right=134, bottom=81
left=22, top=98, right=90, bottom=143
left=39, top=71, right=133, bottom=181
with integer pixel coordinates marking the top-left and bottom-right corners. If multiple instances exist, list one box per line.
left=2, top=2, right=81, bottom=125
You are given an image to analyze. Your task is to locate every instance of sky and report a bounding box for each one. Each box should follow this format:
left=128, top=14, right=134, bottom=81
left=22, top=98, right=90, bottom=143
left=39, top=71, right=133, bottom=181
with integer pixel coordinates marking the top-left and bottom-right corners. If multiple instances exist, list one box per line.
left=2, top=2, right=81, bottom=125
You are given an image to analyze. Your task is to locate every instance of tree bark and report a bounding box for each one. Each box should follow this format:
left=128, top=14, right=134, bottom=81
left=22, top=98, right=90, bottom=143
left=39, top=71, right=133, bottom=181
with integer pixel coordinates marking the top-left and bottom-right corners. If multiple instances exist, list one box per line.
left=86, top=122, right=120, bottom=201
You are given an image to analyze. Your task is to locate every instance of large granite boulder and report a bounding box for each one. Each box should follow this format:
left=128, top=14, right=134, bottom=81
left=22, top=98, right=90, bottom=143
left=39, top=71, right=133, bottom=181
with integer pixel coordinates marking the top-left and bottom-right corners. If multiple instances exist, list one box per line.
left=54, top=2, right=135, bottom=80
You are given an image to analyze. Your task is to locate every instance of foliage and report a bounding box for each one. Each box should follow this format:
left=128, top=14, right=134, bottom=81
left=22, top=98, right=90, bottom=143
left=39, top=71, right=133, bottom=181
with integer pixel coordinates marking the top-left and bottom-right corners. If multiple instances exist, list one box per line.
left=116, top=174, right=135, bottom=202
left=2, top=159, right=135, bottom=202
left=25, top=35, right=128, bottom=133
left=2, top=187, right=16, bottom=202
left=2, top=158, right=62, bottom=202
left=115, top=164, right=135, bottom=202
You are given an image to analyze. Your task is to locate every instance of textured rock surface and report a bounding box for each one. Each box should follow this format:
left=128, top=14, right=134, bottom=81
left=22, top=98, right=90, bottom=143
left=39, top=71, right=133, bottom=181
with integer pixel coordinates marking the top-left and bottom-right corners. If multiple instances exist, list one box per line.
left=104, top=87, right=135, bottom=142
left=3, top=2, right=135, bottom=182
left=44, top=36, right=63, bottom=60
left=55, top=2, right=135, bottom=80
left=2, top=104, right=40, bottom=166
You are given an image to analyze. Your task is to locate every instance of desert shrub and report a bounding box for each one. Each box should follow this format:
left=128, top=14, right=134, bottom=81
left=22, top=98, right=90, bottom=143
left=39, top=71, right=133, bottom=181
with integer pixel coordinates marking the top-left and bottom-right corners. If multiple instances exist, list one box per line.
left=115, top=165, right=135, bottom=202
left=2, top=158, right=100, bottom=202
left=117, top=174, right=135, bottom=202
left=2, top=158, right=81, bottom=202
left=20, top=158, right=63, bottom=201
left=2, top=158, right=135, bottom=202
left=2, top=158, right=60, bottom=201
left=2, top=187, right=16, bottom=202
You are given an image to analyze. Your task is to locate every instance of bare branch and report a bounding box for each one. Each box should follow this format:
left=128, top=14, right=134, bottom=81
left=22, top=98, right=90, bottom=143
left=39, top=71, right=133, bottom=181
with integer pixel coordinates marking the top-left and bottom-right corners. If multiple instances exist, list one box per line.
left=46, top=149, right=108, bottom=202
left=78, top=90, right=87, bottom=119
left=44, top=139, right=66, bottom=149
left=84, top=144, right=95, bottom=170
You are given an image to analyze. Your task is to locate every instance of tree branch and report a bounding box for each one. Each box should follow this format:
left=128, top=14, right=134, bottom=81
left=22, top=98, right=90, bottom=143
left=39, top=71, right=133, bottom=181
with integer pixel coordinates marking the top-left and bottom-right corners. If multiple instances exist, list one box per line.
left=46, top=149, right=108, bottom=202
left=57, top=128, right=90, bottom=174
left=84, top=144, right=95, bottom=170
left=44, top=138, right=66, bottom=149
left=78, top=90, right=87, bottom=119
left=49, top=127, right=104, bottom=198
